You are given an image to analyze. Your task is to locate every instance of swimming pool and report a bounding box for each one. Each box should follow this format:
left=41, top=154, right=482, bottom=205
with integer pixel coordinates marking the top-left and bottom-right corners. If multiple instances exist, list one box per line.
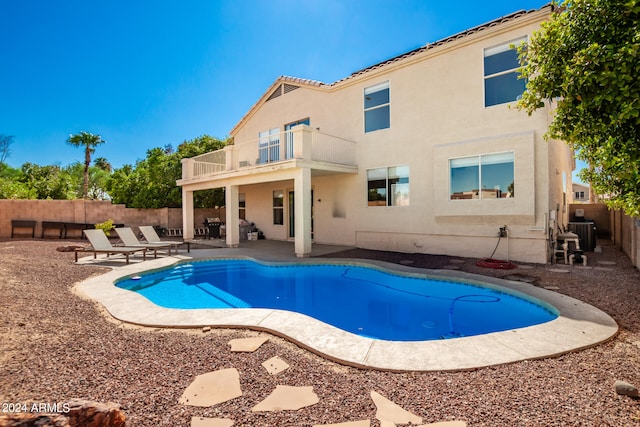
left=116, top=259, right=558, bottom=341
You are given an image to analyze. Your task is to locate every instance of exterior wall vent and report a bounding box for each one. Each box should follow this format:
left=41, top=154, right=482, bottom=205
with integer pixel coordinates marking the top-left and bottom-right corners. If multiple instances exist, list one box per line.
left=266, top=83, right=300, bottom=103
left=283, top=83, right=300, bottom=94
left=266, top=85, right=283, bottom=102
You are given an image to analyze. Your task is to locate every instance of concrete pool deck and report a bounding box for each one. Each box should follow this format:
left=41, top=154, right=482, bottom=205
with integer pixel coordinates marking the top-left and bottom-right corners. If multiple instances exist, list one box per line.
left=73, top=240, right=619, bottom=371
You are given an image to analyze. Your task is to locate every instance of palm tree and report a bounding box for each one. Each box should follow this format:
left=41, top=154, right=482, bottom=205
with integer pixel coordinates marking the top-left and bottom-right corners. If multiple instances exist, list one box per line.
left=93, top=157, right=112, bottom=172
left=67, top=131, right=106, bottom=199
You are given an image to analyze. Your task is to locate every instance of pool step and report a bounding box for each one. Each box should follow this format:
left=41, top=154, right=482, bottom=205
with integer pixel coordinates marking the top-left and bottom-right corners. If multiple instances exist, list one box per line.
left=194, top=283, right=251, bottom=308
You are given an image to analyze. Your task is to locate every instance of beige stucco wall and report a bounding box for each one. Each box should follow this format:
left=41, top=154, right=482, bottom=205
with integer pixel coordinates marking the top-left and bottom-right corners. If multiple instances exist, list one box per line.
left=183, top=7, right=572, bottom=263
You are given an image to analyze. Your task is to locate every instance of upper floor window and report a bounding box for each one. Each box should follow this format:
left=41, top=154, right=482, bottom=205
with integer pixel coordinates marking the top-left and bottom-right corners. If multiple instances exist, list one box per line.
left=484, top=38, right=526, bottom=107
left=367, top=165, right=409, bottom=206
left=258, top=128, right=280, bottom=163
left=364, top=81, right=390, bottom=133
left=450, top=152, right=514, bottom=200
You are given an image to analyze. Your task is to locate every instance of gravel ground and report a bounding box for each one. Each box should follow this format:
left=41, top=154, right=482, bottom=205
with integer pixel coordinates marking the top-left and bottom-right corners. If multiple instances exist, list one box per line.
left=1, top=238, right=640, bottom=426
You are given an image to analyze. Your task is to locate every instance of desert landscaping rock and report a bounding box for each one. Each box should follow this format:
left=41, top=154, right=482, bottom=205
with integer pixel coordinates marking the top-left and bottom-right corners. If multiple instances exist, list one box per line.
left=313, top=421, right=371, bottom=427
left=65, top=398, right=126, bottom=427
left=418, top=421, right=468, bottom=427
left=228, top=335, right=269, bottom=352
left=614, top=380, right=639, bottom=398
left=179, top=368, right=242, bottom=407
left=261, top=355, right=290, bottom=375
left=2, top=239, right=640, bottom=426
left=0, top=413, right=71, bottom=426
left=251, top=385, right=319, bottom=412
left=370, top=390, right=422, bottom=425
left=190, top=417, right=235, bottom=427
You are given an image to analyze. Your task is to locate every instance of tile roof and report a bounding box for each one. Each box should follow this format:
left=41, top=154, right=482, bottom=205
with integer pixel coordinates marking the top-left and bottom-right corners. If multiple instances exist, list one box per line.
left=335, top=7, right=547, bottom=85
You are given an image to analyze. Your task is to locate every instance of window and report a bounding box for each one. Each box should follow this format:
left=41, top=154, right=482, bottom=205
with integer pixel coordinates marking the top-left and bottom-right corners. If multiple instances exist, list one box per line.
left=273, top=190, right=284, bottom=225
left=259, top=128, right=280, bottom=163
left=285, top=118, right=310, bottom=159
left=367, top=165, right=409, bottom=206
left=575, top=191, right=585, bottom=199
left=450, top=152, right=514, bottom=199
left=484, top=38, right=526, bottom=107
left=239, top=193, right=246, bottom=220
left=364, top=81, right=390, bottom=132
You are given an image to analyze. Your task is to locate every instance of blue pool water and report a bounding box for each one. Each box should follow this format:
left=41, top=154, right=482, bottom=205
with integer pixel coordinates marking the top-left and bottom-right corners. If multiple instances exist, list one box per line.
left=116, top=259, right=558, bottom=341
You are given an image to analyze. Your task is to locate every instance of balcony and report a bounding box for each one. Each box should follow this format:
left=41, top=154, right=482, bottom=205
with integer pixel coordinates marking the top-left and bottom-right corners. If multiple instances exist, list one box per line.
left=181, top=125, right=357, bottom=181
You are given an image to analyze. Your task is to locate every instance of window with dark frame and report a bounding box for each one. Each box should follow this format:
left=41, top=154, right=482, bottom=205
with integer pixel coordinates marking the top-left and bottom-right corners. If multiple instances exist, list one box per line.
left=239, top=193, right=246, bottom=220
left=450, top=152, right=514, bottom=200
left=484, top=38, right=526, bottom=107
left=367, top=166, right=409, bottom=206
left=364, top=81, right=390, bottom=133
left=273, top=190, right=284, bottom=225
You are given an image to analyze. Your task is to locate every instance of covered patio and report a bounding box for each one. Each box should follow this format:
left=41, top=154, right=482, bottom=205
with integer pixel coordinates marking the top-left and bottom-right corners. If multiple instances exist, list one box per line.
left=177, top=125, right=357, bottom=257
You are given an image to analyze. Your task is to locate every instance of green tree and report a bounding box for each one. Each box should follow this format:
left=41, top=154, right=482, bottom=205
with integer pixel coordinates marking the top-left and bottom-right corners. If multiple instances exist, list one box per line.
left=517, top=0, right=640, bottom=216
left=0, top=163, right=34, bottom=199
left=20, top=163, right=75, bottom=200
left=67, top=131, right=106, bottom=199
left=94, top=157, right=112, bottom=172
left=107, top=135, right=228, bottom=208
left=65, top=161, right=111, bottom=200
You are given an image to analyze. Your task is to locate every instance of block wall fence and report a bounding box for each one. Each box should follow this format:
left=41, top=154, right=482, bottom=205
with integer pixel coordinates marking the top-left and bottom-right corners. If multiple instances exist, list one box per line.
left=0, top=200, right=224, bottom=239
left=1, top=199, right=637, bottom=267
left=568, top=203, right=639, bottom=268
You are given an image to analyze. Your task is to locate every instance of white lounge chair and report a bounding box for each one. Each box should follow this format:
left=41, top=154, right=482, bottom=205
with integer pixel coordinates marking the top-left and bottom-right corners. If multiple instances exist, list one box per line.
left=75, top=229, right=147, bottom=264
left=115, top=227, right=173, bottom=257
left=139, top=226, right=190, bottom=253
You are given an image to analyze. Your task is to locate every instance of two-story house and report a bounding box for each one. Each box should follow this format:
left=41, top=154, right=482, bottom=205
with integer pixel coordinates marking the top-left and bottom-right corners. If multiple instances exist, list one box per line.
left=177, top=4, right=574, bottom=264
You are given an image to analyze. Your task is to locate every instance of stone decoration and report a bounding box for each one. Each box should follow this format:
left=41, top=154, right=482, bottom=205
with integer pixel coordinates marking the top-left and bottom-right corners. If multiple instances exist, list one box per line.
left=261, top=356, right=290, bottom=375
left=179, top=368, right=242, bottom=407
left=228, top=336, right=269, bottom=352
left=370, top=391, right=422, bottom=426
left=417, top=421, right=468, bottom=427
left=66, top=399, right=126, bottom=427
left=614, top=380, right=639, bottom=398
left=252, top=385, right=319, bottom=412
left=312, top=421, right=370, bottom=427
left=191, top=417, right=235, bottom=427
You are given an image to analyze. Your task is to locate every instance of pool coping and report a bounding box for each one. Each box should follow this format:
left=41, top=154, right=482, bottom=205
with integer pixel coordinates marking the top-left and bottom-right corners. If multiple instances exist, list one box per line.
left=73, top=254, right=619, bottom=372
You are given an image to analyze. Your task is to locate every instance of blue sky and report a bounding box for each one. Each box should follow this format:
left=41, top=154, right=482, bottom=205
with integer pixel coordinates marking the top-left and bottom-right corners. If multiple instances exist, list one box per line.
left=1, top=0, right=555, bottom=173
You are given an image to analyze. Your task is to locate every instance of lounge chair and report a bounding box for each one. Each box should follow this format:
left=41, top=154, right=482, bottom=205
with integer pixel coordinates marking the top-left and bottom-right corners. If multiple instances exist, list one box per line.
left=75, top=229, right=147, bottom=264
left=115, top=227, right=173, bottom=257
left=139, top=226, right=190, bottom=253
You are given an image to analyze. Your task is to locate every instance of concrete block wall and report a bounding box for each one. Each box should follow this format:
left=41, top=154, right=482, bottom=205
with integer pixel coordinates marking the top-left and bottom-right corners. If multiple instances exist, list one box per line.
left=568, top=203, right=611, bottom=238
left=0, top=200, right=222, bottom=239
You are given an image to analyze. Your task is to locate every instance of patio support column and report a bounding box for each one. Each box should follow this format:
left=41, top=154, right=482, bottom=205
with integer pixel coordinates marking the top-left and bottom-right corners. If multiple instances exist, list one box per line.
left=294, top=167, right=312, bottom=257
left=182, top=188, right=194, bottom=240
left=225, top=184, right=240, bottom=248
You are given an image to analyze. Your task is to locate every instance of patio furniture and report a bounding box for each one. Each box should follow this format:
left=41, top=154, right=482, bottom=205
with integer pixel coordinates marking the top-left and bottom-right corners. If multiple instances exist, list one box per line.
left=41, top=221, right=65, bottom=238
left=74, top=229, right=147, bottom=264
left=63, top=222, right=92, bottom=239
left=11, top=220, right=36, bottom=238
left=114, top=227, right=173, bottom=257
left=139, top=225, right=190, bottom=253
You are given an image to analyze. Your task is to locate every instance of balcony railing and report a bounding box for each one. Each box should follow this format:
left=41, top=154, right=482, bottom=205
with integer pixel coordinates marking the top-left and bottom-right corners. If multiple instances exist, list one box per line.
left=182, top=125, right=356, bottom=180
